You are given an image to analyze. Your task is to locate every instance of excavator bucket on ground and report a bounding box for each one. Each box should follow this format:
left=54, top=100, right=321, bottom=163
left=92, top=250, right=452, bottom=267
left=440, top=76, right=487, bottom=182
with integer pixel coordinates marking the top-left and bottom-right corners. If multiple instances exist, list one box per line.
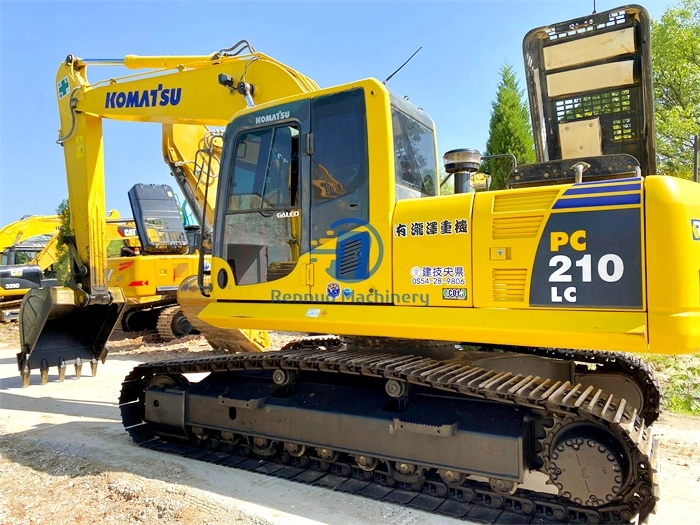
left=17, top=286, right=125, bottom=387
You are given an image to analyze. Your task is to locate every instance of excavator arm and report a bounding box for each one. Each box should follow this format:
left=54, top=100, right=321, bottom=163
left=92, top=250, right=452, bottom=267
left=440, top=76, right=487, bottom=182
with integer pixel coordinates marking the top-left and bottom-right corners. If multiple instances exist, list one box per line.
left=161, top=123, right=220, bottom=238
left=18, top=44, right=319, bottom=385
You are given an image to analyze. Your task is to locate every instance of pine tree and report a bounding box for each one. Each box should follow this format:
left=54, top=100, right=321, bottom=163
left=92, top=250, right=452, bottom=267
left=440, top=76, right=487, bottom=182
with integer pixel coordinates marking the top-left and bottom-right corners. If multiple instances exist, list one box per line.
left=483, top=63, right=536, bottom=190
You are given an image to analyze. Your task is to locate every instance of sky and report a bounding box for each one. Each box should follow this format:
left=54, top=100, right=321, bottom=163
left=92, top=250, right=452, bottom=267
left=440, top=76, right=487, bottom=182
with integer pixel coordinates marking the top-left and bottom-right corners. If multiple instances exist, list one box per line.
left=0, top=0, right=679, bottom=226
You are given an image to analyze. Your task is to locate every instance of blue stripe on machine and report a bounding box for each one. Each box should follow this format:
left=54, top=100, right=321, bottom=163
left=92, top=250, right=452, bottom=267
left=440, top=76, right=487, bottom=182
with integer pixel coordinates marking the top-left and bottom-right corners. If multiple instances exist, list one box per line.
left=564, top=183, right=641, bottom=196
left=573, top=177, right=640, bottom=186
left=553, top=193, right=641, bottom=209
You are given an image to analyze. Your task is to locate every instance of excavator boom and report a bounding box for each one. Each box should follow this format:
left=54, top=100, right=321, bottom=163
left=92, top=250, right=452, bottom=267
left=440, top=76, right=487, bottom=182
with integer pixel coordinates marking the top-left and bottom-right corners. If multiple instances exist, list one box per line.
left=19, top=46, right=318, bottom=384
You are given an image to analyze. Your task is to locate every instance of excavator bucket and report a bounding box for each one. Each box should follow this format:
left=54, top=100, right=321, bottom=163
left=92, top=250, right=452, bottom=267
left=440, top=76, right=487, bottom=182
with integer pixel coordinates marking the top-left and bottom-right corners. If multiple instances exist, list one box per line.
left=17, top=286, right=125, bottom=387
left=176, top=275, right=269, bottom=353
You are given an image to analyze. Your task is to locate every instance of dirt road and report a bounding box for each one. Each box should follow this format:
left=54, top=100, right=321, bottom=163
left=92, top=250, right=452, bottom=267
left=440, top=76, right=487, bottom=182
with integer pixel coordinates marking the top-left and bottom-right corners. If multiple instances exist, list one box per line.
left=1, top=327, right=699, bottom=524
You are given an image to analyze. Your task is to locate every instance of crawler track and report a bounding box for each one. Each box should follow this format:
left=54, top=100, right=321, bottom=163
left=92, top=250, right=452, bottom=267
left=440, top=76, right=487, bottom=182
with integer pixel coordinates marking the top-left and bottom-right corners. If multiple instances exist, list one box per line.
left=490, top=346, right=661, bottom=425
left=120, top=340, right=659, bottom=524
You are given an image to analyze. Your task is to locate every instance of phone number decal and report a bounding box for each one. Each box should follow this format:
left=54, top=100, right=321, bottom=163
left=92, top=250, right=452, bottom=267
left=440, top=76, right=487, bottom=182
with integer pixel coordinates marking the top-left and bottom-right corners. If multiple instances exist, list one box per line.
left=410, top=266, right=466, bottom=286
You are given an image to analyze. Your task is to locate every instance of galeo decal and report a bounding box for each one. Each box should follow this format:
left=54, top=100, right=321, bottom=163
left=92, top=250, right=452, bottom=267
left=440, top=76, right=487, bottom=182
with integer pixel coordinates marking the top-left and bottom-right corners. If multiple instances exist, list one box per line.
left=276, top=210, right=300, bottom=218
left=254, top=111, right=290, bottom=125
left=105, top=84, right=182, bottom=109
left=530, top=209, right=642, bottom=308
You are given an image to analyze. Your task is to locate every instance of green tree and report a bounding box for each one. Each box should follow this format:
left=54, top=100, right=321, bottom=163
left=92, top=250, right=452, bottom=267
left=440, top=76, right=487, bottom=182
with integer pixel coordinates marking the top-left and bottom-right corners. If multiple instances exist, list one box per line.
left=54, top=199, right=71, bottom=284
left=482, top=63, right=536, bottom=190
left=652, top=0, right=700, bottom=180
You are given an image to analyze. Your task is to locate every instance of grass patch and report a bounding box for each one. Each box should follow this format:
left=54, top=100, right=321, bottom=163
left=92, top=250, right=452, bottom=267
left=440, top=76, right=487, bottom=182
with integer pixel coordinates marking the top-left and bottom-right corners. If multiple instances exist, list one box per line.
left=644, top=353, right=700, bottom=415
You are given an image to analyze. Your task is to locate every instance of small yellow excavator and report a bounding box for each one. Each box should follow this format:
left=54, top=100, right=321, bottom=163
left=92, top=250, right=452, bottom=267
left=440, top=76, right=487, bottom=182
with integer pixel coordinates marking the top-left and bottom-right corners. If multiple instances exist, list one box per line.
left=0, top=211, right=119, bottom=320
left=0, top=214, right=61, bottom=252
left=17, top=6, right=700, bottom=523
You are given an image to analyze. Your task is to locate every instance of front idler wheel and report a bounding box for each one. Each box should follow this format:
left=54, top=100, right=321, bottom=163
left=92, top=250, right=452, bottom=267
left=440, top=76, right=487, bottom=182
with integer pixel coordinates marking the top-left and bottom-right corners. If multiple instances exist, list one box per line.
left=546, top=423, right=629, bottom=507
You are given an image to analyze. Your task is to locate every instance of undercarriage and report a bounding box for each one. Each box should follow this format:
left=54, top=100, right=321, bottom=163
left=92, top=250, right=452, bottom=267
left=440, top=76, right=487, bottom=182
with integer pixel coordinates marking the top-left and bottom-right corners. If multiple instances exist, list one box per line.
left=120, top=338, right=659, bottom=524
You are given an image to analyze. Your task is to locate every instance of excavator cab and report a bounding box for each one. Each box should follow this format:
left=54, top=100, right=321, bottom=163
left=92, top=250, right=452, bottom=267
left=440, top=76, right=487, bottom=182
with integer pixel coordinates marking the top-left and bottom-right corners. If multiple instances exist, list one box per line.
left=128, top=184, right=189, bottom=255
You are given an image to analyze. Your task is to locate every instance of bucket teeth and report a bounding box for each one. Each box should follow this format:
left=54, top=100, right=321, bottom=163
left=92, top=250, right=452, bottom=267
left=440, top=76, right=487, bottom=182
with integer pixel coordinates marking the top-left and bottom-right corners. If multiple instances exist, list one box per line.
left=75, top=356, right=83, bottom=379
left=90, top=358, right=98, bottom=377
left=58, top=358, right=67, bottom=382
left=40, top=359, right=49, bottom=385
left=21, top=364, right=30, bottom=388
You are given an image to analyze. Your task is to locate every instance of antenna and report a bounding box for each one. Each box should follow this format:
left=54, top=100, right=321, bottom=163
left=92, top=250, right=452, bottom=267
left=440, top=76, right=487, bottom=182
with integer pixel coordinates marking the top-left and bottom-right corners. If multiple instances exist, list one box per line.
left=592, top=0, right=597, bottom=14
left=384, top=47, right=422, bottom=84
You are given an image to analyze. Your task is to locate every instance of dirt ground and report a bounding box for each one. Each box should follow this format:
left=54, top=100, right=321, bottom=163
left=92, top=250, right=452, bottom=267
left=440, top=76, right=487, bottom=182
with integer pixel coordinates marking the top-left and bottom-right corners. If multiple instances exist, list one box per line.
left=1, top=322, right=699, bottom=525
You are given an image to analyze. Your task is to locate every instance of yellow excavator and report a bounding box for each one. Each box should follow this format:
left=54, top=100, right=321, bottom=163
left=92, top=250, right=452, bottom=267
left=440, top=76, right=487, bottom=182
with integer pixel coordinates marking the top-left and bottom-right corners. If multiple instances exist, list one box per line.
left=0, top=214, right=61, bottom=253
left=17, top=6, right=700, bottom=523
left=0, top=211, right=119, bottom=319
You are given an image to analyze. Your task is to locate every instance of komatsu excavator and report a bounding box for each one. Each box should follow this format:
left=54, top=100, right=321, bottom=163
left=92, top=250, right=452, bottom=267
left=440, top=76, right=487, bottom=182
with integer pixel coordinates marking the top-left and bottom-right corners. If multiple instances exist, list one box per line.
left=18, top=6, right=700, bottom=523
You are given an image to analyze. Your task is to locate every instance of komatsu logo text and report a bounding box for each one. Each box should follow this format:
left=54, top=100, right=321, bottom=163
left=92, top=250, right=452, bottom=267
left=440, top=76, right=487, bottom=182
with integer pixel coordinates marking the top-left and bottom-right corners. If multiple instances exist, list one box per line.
left=254, top=111, right=290, bottom=125
left=105, top=84, right=182, bottom=109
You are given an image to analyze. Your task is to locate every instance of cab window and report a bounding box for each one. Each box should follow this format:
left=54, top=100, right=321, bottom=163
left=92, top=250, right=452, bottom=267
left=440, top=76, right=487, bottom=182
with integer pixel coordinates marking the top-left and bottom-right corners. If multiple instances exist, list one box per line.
left=222, top=123, right=301, bottom=286
left=392, top=106, right=438, bottom=200
left=228, top=125, right=299, bottom=212
left=310, top=89, right=369, bottom=245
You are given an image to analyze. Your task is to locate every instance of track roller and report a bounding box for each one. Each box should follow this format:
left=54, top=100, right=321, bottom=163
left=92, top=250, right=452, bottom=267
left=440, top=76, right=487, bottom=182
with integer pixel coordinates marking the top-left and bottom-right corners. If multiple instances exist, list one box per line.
left=385, top=379, right=409, bottom=398
left=250, top=437, right=276, bottom=456
left=283, top=442, right=306, bottom=457
left=489, top=478, right=518, bottom=495
left=439, top=469, right=466, bottom=486
left=316, top=448, right=339, bottom=462
left=355, top=454, right=378, bottom=471
left=272, top=368, right=296, bottom=386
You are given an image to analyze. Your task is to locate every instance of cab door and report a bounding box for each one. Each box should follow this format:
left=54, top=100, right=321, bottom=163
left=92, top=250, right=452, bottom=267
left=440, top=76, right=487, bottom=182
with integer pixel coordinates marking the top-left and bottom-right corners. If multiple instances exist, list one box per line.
left=214, top=100, right=310, bottom=301
left=306, top=88, right=372, bottom=302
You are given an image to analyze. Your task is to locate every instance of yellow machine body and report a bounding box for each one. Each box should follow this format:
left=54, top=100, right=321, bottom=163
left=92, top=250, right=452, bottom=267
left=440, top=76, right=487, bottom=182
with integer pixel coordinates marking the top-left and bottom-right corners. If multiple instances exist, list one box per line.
left=107, top=253, right=200, bottom=302
left=197, top=79, right=700, bottom=357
